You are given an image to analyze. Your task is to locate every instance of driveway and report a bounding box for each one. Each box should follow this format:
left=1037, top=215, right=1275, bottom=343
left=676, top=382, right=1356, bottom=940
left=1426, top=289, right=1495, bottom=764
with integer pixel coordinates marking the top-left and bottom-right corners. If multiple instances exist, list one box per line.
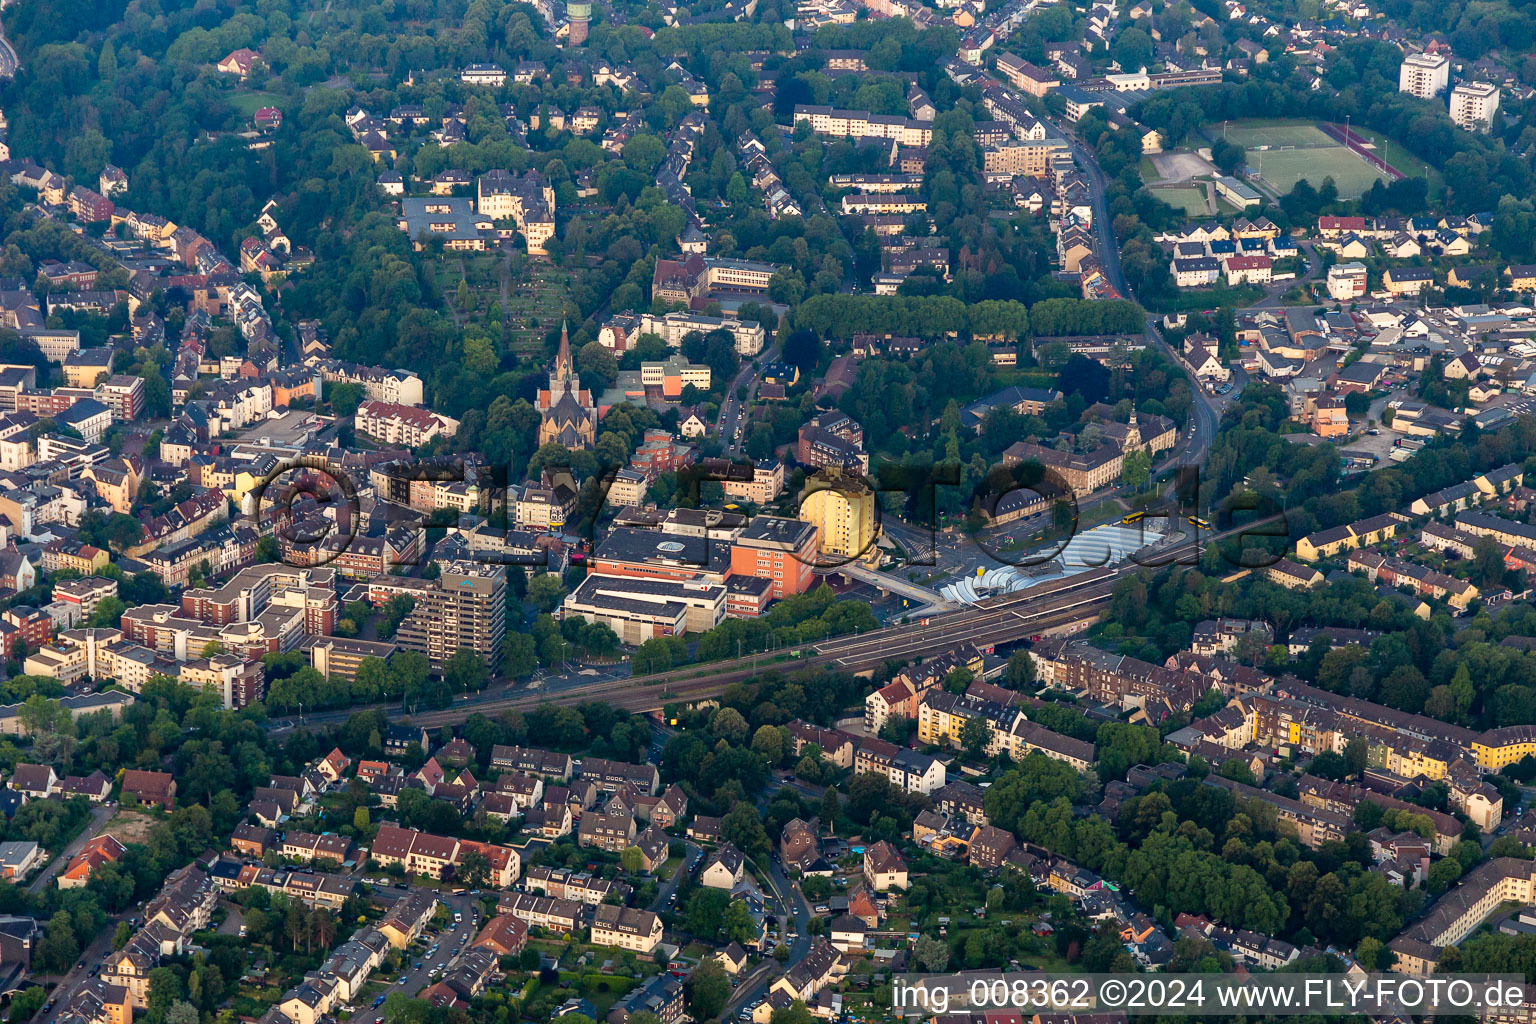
left=216, top=903, right=246, bottom=936
left=28, top=805, right=116, bottom=893
left=1245, top=242, right=1324, bottom=309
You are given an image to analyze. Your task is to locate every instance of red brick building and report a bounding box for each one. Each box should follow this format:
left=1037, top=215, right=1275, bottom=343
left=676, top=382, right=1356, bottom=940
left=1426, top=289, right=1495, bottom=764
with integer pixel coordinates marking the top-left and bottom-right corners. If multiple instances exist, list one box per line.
left=3, top=606, right=52, bottom=650
left=67, top=186, right=115, bottom=223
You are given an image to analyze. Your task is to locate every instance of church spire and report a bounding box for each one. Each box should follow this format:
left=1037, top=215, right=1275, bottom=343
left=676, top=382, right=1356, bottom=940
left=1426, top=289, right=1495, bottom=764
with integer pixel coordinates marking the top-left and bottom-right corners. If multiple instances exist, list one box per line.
left=555, top=318, right=572, bottom=379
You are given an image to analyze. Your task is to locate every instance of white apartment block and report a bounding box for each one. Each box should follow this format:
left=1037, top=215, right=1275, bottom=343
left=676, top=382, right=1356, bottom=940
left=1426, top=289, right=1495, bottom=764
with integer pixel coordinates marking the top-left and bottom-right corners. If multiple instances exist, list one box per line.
left=1327, top=262, right=1369, bottom=301
left=590, top=906, right=664, bottom=954
left=1450, top=81, right=1499, bottom=132
left=318, top=363, right=425, bottom=406
left=792, top=105, right=933, bottom=147
left=638, top=311, right=765, bottom=356
left=1398, top=52, right=1449, bottom=99
left=722, top=459, right=784, bottom=504
left=476, top=170, right=556, bottom=255
left=355, top=401, right=459, bottom=446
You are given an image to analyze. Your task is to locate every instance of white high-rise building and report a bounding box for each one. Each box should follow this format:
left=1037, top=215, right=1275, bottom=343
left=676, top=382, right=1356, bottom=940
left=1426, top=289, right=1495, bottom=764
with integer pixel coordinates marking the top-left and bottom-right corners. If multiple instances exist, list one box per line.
left=1450, top=81, right=1500, bottom=132
left=1398, top=52, right=1450, bottom=99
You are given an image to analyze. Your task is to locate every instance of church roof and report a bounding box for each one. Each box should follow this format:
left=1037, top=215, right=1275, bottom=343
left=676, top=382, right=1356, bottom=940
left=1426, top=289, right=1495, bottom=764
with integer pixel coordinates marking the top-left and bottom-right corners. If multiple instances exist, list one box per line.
left=554, top=318, right=573, bottom=379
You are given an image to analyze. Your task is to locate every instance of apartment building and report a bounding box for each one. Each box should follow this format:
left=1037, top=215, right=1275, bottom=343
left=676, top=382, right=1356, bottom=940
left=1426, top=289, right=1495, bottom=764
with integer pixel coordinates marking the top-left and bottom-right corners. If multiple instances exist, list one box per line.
left=982, top=140, right=1056, bottom=177
left=51, top=576, right=117, bottom=621
left=476, top=170, right=557, bottom=255
left=369, top=823, right=519, bottom=886
left=1450, top=81, right=1500, bottom=131
left=994, top=53, right=1059, bottom=95
left=576, top=808, right=636, bottom=852
left=368, top=562, right=506, bottom=671
left=591, top=906, right=664, bottom=954
left=575, top=757, right=660, bottom=795
left=316, top=363, right=424, bottom=406
left=355, top=400, right=459, bottom=446
left=496, top=891, right=583, bottom=933
left=791, top=104, right=933, bottom=147
left=1002, top=440, right=1123, bottom=495
left=1398, top=52, right=1449, bottom=98
left=636, top=311, right=766, bottom=357
left=729, top=516, right=818, bottom=599
left=1347, top=549, right=1480, bottom=610
left=180, top=654, right=265, bottom=709
left=840, top=193, right=928, bottom=216
left=491, top=745, right=573, bottom=780
left=1326, top=262, right=1368, bottom=300
left=523, top=866, right=632, bottom=905
left=1389, top=858, right=1536, bottom=973
left=721, top=459, right=784, bottom=504
left=863, top=841, right=908, bottom=890
left=798, top=470, right=877, bottom=561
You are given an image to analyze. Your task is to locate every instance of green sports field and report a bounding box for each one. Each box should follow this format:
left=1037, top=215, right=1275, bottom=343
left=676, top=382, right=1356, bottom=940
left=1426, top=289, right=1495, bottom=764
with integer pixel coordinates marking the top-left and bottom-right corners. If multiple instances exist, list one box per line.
left=1206, top=120, right=1395, bottom=200
left=1214, top=122, right=1337, bottom=149
left=1147, top=183, right=1210, bottom=216
left=1249, top=147, right=1388, bottom=200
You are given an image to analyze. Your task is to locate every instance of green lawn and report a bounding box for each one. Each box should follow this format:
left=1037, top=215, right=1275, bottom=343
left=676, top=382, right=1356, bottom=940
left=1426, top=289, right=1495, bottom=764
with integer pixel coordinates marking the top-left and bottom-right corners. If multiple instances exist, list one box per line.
left=229, top=91, right=282, bottom=117
left=1348, top=125, right=1446, bottom=200
left=558, top=972, right=636, bottom=1016
left=1146, top=282, right=1265, bottom=313
left=1149, top=183, right=1211, bottom=216
left=354, top=981, right=391, bottom=1008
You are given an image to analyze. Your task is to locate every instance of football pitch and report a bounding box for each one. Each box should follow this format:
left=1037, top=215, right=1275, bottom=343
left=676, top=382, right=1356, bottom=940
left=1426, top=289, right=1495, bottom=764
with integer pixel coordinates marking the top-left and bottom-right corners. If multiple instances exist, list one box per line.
left=1148, top=184, right=1211, bottom=216
left=1208, top=121, right=1395, bottom=200
left=1215, top=122, right=1337, bottom=149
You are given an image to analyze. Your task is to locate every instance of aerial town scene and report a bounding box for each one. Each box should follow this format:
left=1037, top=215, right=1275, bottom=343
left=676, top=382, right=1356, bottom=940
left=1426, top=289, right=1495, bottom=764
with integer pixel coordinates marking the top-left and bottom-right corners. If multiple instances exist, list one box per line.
left=7, top=0, right=1536, bottom=1020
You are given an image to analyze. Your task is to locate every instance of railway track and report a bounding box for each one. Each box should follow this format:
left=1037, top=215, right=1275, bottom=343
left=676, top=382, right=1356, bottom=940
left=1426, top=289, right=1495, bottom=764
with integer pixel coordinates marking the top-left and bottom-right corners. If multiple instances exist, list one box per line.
left=278, top=519, right=1275, bottom=732
left=393, top=596, right=1116, bottom=727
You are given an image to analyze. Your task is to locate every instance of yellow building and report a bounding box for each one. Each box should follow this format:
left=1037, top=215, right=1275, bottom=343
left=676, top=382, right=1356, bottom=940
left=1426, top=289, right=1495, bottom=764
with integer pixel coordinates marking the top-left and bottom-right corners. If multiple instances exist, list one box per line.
left=1295, top=513, right=1405, bottom=562
left=64, top=352, right=114, bottom=388
left=798, top=469, right=878, bottom=562
left=46, top=541, right=110, bottom=575
left=1474, top=726, right=1536, bottom=771
left=1507, top=264, right=1536, bottom=291
left=915, top=695, right=977, bottom=751
left=1375, top=736, right=1452, bottom=780
left=82, top=458, right=143, bottom=515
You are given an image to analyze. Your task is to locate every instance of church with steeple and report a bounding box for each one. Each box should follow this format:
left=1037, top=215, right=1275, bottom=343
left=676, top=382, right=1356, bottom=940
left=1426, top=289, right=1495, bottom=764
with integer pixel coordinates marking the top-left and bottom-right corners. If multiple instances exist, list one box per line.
left=537, top=321, right=598, bottom=449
